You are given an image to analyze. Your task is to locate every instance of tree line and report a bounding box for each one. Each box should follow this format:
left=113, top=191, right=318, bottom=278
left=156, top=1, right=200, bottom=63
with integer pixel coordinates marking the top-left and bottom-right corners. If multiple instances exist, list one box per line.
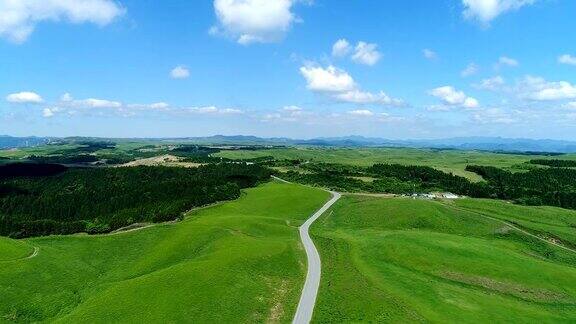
left=275, top=161, right=576, bottom=210
left=466, top=165, right=576, bottom=209
left=529, top=159, right=576, bottom=168
left=0, top=163, right=270, bottom=238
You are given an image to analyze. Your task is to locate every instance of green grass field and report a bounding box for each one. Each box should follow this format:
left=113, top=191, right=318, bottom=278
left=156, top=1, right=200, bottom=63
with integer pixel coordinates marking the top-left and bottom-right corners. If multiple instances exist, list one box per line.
left=311, top=196, right=576, bottom=322
left=0, top=181, right=329, bottom=323
left=216, top=147, right=576, bottom=181
left=0, top=237, right=35, bottom=262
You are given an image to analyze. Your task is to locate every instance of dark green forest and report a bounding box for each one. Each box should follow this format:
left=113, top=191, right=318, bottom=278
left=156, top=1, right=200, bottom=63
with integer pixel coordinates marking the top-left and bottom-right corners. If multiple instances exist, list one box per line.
left=529, top=159, right=576, bottom=168
left=0, top=163, right=270, bottom=238
left=466, top=165, right=576, bottom=209
left=275, top=160, right=576, bottom=210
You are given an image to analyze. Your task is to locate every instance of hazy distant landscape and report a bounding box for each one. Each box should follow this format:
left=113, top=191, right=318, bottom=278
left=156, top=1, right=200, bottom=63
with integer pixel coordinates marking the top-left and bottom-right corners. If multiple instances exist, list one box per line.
left=4, top=135, right=576, bottom=153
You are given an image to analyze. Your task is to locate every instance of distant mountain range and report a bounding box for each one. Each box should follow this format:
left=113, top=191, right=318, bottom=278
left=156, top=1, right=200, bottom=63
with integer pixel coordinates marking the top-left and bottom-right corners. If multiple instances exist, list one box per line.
left=2, top=135, right=576, bottom=153
left=0, top=136, right=50, bottom=150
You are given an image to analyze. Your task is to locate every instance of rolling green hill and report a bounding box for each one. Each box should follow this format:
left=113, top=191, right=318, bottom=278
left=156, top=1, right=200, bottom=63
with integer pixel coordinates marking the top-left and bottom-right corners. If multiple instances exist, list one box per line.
left=311, top=196, right=576, bottom=322
left=0, top=181, right=329, bottom=322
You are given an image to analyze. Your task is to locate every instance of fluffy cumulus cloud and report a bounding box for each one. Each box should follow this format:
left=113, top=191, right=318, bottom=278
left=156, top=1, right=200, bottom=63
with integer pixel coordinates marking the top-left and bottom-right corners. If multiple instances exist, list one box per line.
left=0, top=0, right=125, bottom=43
left=211, top=0, right=302, bottom=45
left=461, top=63, right=479, bottom=77
left=423, top=49, right=438, bottom=60
left=170, top=66, right=190, bottom=79
left=558, top=54, right=576, bottom=66
left=518, top=76, right=576, bottom=101
left=429, top=86, right=479, bottom=109
left=462, top=0, right=536, bottom=25
left=331, top=39, right=382, bottom=66
left=299, top=65, right=356, bottom=93
left=6, top=91, right=43, bottom=103
left=351, top=42, right=381, bottom=66
left=332, top=39, right=351, bottom=57
left=299, top=64, right=403, bottom=106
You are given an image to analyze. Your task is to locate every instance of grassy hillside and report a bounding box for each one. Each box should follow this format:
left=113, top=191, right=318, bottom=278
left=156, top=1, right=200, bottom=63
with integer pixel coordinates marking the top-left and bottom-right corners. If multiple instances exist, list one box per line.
left=0, top=237, right=35, bottom=261
left=454, top=199, right=576, bottom=248
left=215, top=147, right=576, bottom=181
left=311, top=196, right=576, bottom=322
left=0, top=181, right=329, bottom=322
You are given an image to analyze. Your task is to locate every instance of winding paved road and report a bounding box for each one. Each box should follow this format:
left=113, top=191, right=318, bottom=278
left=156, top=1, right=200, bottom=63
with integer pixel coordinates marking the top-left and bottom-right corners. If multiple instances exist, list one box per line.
left=293, top=190, right=341, bottom=324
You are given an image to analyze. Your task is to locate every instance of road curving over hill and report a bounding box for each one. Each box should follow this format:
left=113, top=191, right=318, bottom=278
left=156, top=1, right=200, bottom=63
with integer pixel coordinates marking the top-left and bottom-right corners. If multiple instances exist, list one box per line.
left=293, top=190, right=341, bottom=324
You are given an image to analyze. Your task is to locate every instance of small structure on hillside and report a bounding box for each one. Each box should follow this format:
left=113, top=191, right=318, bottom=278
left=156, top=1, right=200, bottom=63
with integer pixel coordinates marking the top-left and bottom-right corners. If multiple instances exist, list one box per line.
left=441, top=192, right=459, bottom=199
left=410, top=192, right=460, bottom=200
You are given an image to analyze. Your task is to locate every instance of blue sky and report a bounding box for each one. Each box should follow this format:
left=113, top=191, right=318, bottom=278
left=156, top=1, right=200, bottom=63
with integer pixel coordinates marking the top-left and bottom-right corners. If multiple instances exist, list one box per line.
left=1, top=0, right=576, bottom=139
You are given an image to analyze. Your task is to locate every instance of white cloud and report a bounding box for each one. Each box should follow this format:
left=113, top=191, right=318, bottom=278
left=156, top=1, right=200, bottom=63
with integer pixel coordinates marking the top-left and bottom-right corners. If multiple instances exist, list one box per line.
left=6, top=91, right=43, bottom=103
left=261, top=107, right=406, bottom=125
left=475, top=76, right=505, bottom=91
left=80, top=98, right=122, bottom=108
left=351, top=42, right=382, bottom=66
left=558, top=54, right=576, bottom=66
left=497, top=56, right=519, bottom=67
left=348, top=109, right=374, bottom=116
left=42, top=108, right=55, bottom=118
left=463, top=97, right=480, bottom=109
left=518, top=76, right=576, bottom=101
left=463, top=0, right=536, bottom=25
left=212, top=0, right=301, bottom=44
left=429, top=86, right=479, bottom=109
left=127, top=102, right=170, bottom=111
left=0, top=0, right=124, bottom=43
left=423, top=49, right=438, bottom=60
left=332, top=39, right=351, bottom=57
left=184, top=106, right=243, bottom=115
left=60, top=93, right=73, bottom=102
left=188, top=106, right=218, bottom=114
left=333, top=90, right=403, bottom=106
left=300, top=65, right=356, bottom=93
left=461, top=63, right=479, bottom=77
left=9, top=92, right=245, bottom=118
left=170, top=66, right=190, bottom=79
left=300, top=63, right=403, bottom=107
left=149, top=102, right=170, bottom=109
left=331, top=39, right=382, bottom=66
left=46, top=93, right=134, bottom=117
